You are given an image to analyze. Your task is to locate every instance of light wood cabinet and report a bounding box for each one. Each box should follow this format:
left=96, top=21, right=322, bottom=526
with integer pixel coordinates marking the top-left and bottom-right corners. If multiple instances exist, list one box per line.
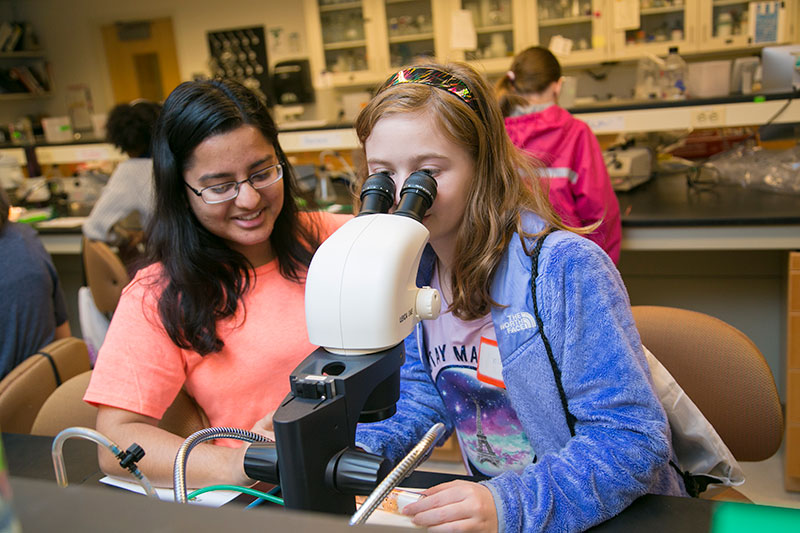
left=787, top=252, right=800, bottom=491
left=305, top=0, right=797, bottom=88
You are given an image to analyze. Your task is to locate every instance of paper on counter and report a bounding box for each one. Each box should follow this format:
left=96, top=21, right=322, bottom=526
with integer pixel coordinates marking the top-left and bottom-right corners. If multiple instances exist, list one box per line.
left=34, top=216, right=88, bottom=229
left=362, top=487, right=424, bottom=528
left=99, top=475, right=239, bottom=507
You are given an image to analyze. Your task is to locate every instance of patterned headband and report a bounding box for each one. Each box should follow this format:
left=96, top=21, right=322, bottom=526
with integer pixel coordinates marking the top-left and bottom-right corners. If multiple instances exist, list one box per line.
left=378, top=67, right=479, bottom=113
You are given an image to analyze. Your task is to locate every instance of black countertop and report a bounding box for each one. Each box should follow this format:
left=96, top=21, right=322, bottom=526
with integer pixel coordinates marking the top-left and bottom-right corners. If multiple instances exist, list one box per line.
left=615, top=173, right=800, bottom=227
left=28, top=172, right=800, bottom=233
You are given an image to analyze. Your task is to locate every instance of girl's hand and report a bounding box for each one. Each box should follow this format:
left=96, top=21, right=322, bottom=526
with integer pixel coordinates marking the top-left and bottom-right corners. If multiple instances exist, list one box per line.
left=249, top=411, right=276, bottom=441
left=235, top=411, right=277, bottom=486
left=402, top=480, right=498, bottom=532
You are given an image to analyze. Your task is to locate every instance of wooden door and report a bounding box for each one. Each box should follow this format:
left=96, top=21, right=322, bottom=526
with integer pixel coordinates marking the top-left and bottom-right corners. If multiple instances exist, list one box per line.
left=101, top=17, right=181, bottom=103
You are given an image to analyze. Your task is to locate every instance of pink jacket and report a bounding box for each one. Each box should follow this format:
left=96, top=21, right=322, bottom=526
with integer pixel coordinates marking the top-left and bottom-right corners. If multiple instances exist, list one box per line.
left=505, top=105, right=621, bottom=264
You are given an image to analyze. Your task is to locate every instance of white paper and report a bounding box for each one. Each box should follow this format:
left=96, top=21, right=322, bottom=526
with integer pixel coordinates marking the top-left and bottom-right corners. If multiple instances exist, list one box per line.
left=750, top=1, right=783, bottom=44
left=99, top=475, right=240, bottom=507
left=549, top=35, right=573, bottom=57
left=450, top=10, right=477, bottom=51
left=613, top=0, right=641, bottom=31
left=34, top=216, right=88, bottom=229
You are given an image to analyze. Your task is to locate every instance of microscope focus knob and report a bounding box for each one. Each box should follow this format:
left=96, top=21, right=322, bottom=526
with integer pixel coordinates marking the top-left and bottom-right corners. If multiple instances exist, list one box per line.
left=415, top=287, right=441, bottom=320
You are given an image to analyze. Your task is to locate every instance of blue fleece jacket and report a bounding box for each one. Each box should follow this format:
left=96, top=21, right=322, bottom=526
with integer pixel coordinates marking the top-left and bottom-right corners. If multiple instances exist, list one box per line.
left=355, top=212, right=686, bottom=532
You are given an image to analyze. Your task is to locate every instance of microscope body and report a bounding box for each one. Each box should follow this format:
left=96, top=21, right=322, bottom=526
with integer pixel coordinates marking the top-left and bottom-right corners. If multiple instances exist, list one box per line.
left=243, top=173, right=440, bottom=515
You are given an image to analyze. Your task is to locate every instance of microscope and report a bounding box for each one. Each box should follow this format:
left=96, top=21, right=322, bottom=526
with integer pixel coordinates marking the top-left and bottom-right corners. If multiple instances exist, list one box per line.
left=243, top=171, right=441, bottom=514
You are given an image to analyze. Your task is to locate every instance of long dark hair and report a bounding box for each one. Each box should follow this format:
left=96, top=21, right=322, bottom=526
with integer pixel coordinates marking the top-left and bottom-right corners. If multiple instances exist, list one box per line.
left=147, top=79, right=321, bottom=355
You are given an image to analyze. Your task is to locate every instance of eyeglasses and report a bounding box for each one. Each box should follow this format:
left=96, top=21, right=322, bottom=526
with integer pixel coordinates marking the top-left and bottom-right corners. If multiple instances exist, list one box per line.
left=185, top=163, right=283, bottom=204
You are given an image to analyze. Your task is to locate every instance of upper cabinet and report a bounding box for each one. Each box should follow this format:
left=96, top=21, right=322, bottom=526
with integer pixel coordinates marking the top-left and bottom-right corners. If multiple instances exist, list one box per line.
left=304, top=0, right=451, bottom=87
left=610, top=0, right=697, bottom=59
left=383, top=0, right=438, bottom=69
left=304, top=0, right=379, bottom=86
left=698, top=0, right=794, bottom=52
left=529, top=0, right=610, bottom=64
left=304, top=0, right=798, bottom=88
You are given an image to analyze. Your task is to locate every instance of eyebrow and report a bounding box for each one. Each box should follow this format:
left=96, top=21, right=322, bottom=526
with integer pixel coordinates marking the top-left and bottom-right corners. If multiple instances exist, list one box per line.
left=367, top=153, right=449, bottom=167
left=197, top=154, right=276, bottom=184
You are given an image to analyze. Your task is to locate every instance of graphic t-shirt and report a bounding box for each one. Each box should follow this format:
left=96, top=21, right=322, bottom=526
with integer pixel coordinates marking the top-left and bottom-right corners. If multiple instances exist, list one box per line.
left=423, top=266, right=536, bottom=478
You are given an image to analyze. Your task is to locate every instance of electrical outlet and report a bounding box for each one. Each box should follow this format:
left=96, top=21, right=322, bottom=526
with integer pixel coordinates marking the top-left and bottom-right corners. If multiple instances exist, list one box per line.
left=690, top=107, right=727, bottom=128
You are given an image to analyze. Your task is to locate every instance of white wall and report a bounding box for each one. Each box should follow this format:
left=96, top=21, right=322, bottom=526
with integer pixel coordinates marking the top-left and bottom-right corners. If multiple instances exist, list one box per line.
left=2, top=0, right=309, bottom=123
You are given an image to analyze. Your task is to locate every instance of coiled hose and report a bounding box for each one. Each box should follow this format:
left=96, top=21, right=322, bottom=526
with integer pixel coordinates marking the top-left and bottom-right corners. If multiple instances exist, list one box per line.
left=173, top=427, right=271, bottom=503
left=350, top=422, right=445, bottom=526
left=51, top=426, right=157, bottom=498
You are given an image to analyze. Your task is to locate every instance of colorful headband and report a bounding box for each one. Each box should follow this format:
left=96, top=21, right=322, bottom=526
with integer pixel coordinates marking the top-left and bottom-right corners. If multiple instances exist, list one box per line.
left=378, top=67, right=479, bottom=113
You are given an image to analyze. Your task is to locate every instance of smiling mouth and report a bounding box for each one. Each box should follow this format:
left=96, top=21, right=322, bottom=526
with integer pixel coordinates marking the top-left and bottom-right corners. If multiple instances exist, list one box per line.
left=234, top=208, right=264, bottom=221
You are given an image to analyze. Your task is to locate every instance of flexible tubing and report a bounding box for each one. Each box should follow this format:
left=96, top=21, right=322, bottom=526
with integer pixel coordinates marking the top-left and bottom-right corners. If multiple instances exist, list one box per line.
left=51, top=426, right=158, bottom=498
left=173, top=427, right=270, bottom=503
left=350, top=422, right=445, bottom=526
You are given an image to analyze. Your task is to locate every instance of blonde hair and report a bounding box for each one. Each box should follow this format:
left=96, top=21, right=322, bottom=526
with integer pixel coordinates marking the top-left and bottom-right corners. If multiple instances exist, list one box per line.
left=496, top=46, right=562, bottom=117
left=355, top=62, right=577, bottom=320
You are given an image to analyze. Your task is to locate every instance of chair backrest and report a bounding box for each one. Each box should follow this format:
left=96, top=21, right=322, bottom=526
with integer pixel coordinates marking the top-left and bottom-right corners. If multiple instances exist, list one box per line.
left=632, top=305, right=783, bottom=462
left=31, top=370, right=209, bottom=438
left=82, top=238, right=130, bottom=314
left=0, top=337, right=91, bottom=434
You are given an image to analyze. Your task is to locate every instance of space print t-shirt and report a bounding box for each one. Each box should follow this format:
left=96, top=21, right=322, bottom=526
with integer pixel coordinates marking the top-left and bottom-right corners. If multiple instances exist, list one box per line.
left=423, top=267, right=537, bottom=478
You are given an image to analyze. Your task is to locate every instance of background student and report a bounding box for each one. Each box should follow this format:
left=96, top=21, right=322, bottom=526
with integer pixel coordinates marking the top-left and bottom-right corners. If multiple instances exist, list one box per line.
left=0, top=187, right=70, bottom=379
left=497, top=46, right=621, bottom=264
left=83, top=79, right=348, bottom=488
left=83, top=100, right=162, bottom=264
left=353, top=63, right=684, bottom=533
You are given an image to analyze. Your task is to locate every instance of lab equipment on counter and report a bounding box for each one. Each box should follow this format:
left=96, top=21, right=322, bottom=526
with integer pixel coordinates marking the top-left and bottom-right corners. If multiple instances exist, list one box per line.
left=605, top=146, right=653, bottom=191
left=243, top=171, right=442, bottom=515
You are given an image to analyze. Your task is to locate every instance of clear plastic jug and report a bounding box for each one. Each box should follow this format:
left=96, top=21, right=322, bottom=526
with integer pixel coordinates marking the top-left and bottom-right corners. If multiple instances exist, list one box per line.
left=663, top=46, right=687, bottom=99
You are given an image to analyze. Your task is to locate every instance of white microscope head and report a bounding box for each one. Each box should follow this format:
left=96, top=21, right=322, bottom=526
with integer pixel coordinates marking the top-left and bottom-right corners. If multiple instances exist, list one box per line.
left=305, top=172, right=441, bottom=355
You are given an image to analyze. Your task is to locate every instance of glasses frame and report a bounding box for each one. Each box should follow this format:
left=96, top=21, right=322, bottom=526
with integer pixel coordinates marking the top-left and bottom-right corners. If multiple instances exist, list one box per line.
left=185, top=162, right=284, bottom=204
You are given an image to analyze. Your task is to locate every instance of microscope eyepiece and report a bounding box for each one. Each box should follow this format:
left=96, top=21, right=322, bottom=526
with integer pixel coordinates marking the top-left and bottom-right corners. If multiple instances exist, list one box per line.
left=394, top=171, right=437, bottom=222
left=358, top=172, right=396, bottom=216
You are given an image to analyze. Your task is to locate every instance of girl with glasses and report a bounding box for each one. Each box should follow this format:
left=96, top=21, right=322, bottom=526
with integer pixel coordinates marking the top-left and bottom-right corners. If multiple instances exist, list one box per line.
left=352, top=63, right=685, bottom=532
left=84, top=79, right=349, bottom=487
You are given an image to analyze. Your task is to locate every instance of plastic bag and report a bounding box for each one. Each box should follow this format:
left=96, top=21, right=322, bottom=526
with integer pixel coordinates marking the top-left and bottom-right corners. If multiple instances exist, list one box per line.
left=643, top=345, right=744, bottom=487
left=707, top=142, right=800, bottom=194
left=78, top=286, right=110, bottom=365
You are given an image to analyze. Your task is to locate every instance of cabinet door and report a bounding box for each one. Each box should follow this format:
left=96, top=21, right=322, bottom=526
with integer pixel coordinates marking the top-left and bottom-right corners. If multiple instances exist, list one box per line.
left=528, top=0, right=610, bottom=65
left=610, top=0, right=698, bottom=59
left=698, top=0, right=792, bottom=52
left=383, top=0, right=439, bottom=69
left=304, top=0, right=387, bottom=86
left=451, top=0, right=524, bottom=74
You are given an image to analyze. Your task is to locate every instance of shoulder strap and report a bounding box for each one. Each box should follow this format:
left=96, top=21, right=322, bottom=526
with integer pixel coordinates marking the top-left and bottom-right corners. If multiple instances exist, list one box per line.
left=35, top=350, right=62, bottom=386
left=531, top=231, right=709, bottom=497
left=530, top=228, right=577, bottom=437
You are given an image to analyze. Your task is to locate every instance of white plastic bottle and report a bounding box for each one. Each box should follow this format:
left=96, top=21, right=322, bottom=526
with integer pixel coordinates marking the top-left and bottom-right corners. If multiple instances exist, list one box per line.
left=663, top=46, right=687, bottom=99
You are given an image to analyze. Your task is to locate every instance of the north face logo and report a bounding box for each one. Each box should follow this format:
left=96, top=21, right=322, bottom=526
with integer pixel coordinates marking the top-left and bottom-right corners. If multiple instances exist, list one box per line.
left=499, top=312, right=535, bottom=334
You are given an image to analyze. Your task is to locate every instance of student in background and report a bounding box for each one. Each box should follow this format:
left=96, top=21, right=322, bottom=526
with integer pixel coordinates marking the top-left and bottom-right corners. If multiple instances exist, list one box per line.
left=84, top=80, right=348, bottom=487
left=497, top=46, right=621, bottom=264
left=83, top=101, right=161, bottom=258
left=353, top=63, right=684, bottom=532
left=0, top=187, right=70, bottom=379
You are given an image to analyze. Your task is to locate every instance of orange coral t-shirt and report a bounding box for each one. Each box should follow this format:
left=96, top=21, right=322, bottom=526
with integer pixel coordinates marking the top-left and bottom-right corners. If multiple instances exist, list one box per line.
left=84, top=212, right=350, bottom=444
